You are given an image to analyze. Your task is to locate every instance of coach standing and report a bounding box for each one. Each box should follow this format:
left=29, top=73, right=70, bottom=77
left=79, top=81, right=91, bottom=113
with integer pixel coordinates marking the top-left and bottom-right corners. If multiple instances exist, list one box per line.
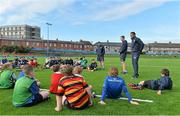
left=96, top=43, right=105, bottom=70
left=130, top=32, right=144, bottom=79
left=119, top=36, right=128, bottom=74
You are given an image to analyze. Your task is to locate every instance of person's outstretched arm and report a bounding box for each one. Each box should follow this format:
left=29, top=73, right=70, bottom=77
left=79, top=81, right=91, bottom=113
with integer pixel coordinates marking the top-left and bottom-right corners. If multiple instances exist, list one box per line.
left=122, top=80, right=139, bottom=105
left=99, top=77, right=108, bottom=105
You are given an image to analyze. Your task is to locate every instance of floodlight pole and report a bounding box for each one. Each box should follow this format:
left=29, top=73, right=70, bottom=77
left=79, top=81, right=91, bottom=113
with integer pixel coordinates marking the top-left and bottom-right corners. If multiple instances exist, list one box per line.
left=46, top=22, right=52, bottom=57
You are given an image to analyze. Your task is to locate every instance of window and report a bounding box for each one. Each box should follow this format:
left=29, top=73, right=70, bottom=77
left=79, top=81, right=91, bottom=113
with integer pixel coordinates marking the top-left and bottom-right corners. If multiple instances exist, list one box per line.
left=26, top=42, right=29, bottom=46
left=54, top=43, right=56, bottom=47
left=61, top=44, right=64, bottom=47
left=11, top=41, right=14, bottom=45
left=36, top=43, right=39, bottom=46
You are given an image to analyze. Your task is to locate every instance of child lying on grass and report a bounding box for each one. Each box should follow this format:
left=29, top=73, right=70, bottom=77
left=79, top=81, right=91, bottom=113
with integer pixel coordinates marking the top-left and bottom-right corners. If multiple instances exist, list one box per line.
left=128, top=68, right=173, bottom=95
left=99, top=67, right=139, bottom=105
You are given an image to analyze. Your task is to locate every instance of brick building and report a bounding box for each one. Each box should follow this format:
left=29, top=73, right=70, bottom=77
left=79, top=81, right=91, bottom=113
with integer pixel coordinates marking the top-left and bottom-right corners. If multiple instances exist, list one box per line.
left=147, top=42, right=180, bottom=55
left=0, top=38, right=94, bottom=53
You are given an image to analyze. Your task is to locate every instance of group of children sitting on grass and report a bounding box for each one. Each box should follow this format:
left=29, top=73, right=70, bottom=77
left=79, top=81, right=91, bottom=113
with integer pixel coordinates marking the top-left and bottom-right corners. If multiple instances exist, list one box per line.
left=44, top=56, right=97, bottom=71
left=0, top=59, right=173, bottom=112
left=0, top=56, right=39, bottom=70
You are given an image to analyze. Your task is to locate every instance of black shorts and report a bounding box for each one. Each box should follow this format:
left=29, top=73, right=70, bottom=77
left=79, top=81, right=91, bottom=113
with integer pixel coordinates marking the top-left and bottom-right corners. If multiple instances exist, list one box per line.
left=89, top=65, right=96, bottom=70
left=97, top=56, right=104, bottom=62
left=143, top=80, right=152, bottom=89
left=120, top=53, right=127, bottom=62
left=24, top=94, right=43, bottom=107
left=64, top=99, right=90, bottom=110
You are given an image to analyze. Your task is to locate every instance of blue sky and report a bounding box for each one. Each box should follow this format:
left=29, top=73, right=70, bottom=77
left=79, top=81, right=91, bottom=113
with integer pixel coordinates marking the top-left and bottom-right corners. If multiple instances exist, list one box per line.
left=0, top=0, right=179, bottom=43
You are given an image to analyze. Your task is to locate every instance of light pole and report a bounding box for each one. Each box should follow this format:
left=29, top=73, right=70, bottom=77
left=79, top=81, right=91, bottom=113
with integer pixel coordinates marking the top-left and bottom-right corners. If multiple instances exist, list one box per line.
left=46, top=22, right=52, bottom=57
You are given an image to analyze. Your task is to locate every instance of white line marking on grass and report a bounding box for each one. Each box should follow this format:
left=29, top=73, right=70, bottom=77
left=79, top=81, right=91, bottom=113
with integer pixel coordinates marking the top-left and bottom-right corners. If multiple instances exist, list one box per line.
left=40, top=89, right=50, bottom=92
left=96, top=95, right=153, bottom=103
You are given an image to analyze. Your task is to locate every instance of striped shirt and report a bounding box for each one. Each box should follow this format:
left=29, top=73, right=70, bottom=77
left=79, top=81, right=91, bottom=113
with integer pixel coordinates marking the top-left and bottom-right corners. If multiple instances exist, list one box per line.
left=57, top=75, right=90, bottom=109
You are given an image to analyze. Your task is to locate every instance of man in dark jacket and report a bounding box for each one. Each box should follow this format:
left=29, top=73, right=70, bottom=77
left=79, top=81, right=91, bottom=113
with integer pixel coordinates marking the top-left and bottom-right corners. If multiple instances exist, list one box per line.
left=130, top=32, right=144, bottom=78
left=96, top=43, right=105, bottom=69
left=119, top=36, right=128, bottom=74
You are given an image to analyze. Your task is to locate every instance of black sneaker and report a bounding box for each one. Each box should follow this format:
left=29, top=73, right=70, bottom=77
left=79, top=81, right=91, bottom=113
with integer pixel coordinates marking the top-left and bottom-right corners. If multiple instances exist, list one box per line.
left=132, top=74, right=139, bottom=79
left=92, top=92, right=97, bottom=98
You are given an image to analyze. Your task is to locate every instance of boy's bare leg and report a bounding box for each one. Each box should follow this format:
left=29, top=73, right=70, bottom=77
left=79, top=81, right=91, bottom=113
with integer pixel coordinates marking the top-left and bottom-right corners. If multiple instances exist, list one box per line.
left=85, top=85, right=93, bottom=106
left=55, top=96, right=63, bottom=112
left=101, top=61, right=104, bottom=69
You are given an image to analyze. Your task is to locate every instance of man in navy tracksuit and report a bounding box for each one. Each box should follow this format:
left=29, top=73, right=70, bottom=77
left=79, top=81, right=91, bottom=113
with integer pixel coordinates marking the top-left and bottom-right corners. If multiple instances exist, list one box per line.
left=130, top=32, right=144, bottom=78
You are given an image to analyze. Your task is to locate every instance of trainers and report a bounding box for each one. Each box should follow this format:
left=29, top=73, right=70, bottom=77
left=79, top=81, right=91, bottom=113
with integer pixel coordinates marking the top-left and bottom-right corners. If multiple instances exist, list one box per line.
left=128, top=83, right=136, bottom=87
left=122, top=71, right=128, bottom=74
left=92, top=92, right=97, bottom=98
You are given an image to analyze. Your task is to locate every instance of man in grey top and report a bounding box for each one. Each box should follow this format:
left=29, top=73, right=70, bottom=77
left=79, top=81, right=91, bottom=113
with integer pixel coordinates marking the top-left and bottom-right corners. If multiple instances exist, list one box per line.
left=119, top=36, right=128, bottom=74
left=130, top=32, right=144, bottom=79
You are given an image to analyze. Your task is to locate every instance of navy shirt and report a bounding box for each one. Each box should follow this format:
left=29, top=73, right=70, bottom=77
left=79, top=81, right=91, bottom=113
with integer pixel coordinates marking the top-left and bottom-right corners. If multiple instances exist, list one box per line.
left=96, top=46, right=105, bottom=56
left=2, top=59, right=8, bottom=64
left=151, top=76, right=173, bottom=90
left=119, top=40, right=128, bottom=54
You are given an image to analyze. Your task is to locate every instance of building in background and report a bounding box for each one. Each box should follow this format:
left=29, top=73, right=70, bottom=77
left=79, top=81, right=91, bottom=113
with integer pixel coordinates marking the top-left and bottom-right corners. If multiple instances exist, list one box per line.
left=0, top=25, right=41, bottom=40
left=0, top=25, right=180, bottom=55
left=94, top=41, right=149, bottom=54
left=0, top=38, right=94, bottom=53
left=147, top=42, right=180, bottom=55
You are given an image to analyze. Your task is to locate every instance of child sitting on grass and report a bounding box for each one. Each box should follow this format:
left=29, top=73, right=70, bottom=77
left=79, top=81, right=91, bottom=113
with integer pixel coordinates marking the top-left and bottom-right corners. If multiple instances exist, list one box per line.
left=73, top=66, right=83, bottom=77
left=12, top=65, right=49, bottom=107
left=49, top=65, right=64, bottom=111
left=55, top=65, right=93, bottom=112
left=99, top=67, right=139, bottom=105
left=87, top=59, right=97, bottom=72
left=0, top=63, right=16, bottom=89
left=128, top=68, right=173, bottom=95
left=17, top=65, right=41, bottom=86
left=80, top=57, right=88, bottom=69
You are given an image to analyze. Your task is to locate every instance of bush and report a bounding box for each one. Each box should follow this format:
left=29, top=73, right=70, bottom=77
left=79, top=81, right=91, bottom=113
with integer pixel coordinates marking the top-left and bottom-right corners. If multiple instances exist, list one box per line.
left=0, top=45, right=32, bottom=53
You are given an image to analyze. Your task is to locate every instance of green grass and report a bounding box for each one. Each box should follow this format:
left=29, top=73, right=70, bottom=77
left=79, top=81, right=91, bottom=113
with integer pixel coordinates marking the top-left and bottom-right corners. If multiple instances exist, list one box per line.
left=0, top=55, right=180, bottom=115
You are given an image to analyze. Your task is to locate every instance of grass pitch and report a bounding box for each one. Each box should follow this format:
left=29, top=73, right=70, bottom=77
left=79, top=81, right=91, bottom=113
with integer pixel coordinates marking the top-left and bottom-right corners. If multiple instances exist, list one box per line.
left=0, top=55, right=180, bottom=115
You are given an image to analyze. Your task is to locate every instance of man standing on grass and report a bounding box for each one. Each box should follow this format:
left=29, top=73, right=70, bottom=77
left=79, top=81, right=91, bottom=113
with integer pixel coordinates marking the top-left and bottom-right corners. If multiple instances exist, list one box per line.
left=130, top=32, right=144, bottom=79
left=96, top=43, right=105, bottom=70
left=119, top=36, right=128, bottom=74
